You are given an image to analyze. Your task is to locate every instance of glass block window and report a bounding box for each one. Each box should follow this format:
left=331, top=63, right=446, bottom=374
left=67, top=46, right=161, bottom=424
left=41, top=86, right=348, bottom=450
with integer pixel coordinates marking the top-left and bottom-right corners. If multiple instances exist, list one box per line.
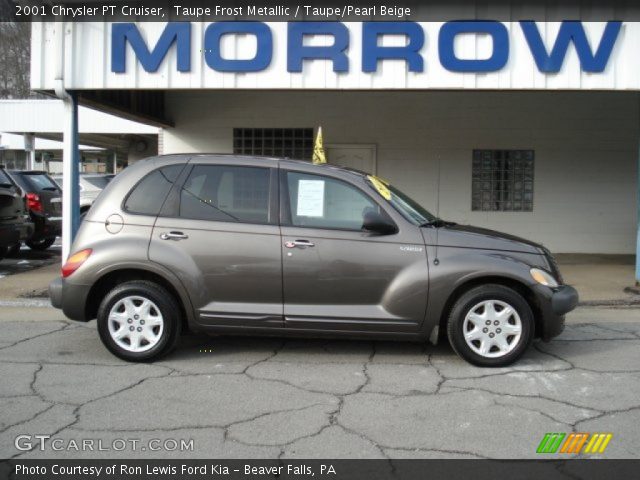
left=472, top=150, right=534, bottom=212
left=233, top=128, right=314, bottom=160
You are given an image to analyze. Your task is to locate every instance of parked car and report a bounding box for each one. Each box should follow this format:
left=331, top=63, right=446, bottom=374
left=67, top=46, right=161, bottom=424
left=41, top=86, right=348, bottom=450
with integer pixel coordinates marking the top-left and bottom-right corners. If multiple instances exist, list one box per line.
left=52, top=173, right=114, bottom=218
left=0, top=166, right=34, bottom=260
left=49, top=155, right=578, bottom=366
left=8, top=170, right=62, bottom=251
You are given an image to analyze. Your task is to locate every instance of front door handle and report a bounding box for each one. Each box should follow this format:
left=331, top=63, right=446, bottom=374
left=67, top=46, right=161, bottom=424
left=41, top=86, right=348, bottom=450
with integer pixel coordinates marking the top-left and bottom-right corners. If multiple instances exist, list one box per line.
left=285, top=239, right=315, bottom=248
left=160, top=231, right=189, bottom=241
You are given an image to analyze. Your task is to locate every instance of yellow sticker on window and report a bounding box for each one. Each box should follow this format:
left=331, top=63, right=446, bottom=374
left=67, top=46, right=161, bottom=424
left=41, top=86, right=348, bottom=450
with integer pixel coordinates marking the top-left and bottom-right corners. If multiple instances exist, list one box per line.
left=368, top=175, right=392, bottom=200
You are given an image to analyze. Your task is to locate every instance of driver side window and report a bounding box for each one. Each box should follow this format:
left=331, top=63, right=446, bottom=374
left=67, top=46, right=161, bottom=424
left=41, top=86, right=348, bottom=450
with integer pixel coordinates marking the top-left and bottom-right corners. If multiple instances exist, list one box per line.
left=286, top=172, right=378, bottom=230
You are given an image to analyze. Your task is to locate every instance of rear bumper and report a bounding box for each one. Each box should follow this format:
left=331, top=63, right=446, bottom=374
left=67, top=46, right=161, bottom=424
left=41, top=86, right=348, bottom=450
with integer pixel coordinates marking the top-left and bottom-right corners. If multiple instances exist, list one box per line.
left=49, top=277, right=92, bottom=321
left=0, top=221, right=34, bottom=247
left=49, top=277, right=63, bottom=309
left=533, top=284, right=579, bottom=341
left=31, top=214, right=62, bottom=240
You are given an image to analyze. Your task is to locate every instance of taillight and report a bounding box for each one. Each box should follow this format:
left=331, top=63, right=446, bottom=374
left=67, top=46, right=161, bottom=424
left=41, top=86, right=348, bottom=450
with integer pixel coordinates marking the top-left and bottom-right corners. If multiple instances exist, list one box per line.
left=26, top=193, right=43, bottom=213
left=62, top=249, right=92, bottom=278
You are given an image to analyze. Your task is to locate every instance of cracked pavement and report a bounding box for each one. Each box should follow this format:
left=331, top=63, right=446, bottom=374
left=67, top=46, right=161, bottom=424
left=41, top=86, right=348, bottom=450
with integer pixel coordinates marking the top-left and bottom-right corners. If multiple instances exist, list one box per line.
left=0, top=307, right=639, bottom=460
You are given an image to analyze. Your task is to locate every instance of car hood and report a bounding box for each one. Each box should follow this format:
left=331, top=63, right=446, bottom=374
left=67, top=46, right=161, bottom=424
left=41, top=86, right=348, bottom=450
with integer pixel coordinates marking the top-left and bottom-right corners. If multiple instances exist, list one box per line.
left=423, top=224, right=544, bottom=254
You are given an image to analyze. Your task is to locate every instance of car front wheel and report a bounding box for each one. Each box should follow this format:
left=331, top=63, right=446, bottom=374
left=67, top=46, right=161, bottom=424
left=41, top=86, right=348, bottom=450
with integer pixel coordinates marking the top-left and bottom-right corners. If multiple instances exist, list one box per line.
left=97, top=281, right=181, bottom=362
left=447, top=284, right=534, bottom=367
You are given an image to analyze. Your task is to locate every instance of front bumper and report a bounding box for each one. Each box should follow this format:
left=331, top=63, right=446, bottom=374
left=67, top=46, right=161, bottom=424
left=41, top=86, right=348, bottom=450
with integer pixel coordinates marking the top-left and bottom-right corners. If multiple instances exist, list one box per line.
left=551, top=285, right=579, bottom=316
left=533, top=284, right=579, bottom=340
left=48, top=277, right=92, bottom=321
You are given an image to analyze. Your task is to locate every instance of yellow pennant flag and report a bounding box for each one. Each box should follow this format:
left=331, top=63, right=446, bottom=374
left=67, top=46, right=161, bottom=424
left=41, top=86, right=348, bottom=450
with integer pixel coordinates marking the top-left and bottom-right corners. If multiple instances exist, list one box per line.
left=312, top=126, right=327, bottom=164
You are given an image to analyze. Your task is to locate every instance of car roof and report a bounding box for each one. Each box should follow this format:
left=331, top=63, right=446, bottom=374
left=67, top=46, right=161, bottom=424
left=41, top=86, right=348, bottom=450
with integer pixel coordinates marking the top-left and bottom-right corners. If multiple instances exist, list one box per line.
left=148, top=154, right=368, bottom=179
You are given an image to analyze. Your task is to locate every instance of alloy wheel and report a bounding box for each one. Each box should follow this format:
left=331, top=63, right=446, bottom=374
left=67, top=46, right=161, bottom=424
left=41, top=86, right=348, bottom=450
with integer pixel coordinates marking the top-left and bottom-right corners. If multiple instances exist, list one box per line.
left=107, top=295, right=164, bottom=353
left=462, top=300, right=522, bottom=358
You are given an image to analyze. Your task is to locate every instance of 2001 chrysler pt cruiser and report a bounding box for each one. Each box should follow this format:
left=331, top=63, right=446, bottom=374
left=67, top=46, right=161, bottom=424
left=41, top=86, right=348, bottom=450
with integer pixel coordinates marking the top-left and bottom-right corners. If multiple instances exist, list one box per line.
left=49, top=155, right=578, bottom=367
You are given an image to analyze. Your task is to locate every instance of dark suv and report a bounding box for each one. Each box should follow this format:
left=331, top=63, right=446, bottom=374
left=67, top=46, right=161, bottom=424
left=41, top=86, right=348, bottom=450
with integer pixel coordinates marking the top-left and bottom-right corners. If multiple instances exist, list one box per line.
left=8, top=170, right=62, bottom=250
left=0, top=166, right=34, bottom=260
left=49, top=155, right=578, bottom=367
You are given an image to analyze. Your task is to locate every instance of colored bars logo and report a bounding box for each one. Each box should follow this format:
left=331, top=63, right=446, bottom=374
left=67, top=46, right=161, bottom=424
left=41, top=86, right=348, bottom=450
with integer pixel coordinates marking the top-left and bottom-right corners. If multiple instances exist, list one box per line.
left=537, top=433, right=613, bottom=454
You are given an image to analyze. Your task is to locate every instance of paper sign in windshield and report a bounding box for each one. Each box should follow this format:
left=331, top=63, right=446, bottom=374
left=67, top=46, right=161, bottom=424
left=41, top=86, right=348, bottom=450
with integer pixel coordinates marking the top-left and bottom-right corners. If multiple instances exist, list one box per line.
left=297, top=179, right=325, bottom=217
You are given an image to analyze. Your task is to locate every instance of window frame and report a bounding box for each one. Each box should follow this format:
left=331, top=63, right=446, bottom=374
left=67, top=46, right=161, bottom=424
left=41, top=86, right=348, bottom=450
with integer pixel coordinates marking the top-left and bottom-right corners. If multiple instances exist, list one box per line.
left=159, top=163, right=279, bottom=226
left=233, top=128, right=314, bottom=160
left=279, top=168, right=395, bottom=233
left=471, top=149, right=535, bottom=213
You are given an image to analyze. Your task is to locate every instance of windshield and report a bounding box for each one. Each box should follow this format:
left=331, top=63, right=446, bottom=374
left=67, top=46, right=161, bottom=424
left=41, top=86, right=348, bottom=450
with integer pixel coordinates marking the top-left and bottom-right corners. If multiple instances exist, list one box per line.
left=367, top=176, right=436, bottom=225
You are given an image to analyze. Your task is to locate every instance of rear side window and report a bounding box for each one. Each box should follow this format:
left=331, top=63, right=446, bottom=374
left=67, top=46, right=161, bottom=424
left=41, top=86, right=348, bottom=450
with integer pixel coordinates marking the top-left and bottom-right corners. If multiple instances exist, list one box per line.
left=124, top=165, right=183, bottom=215
left=179, top=165, right=271, bottom=224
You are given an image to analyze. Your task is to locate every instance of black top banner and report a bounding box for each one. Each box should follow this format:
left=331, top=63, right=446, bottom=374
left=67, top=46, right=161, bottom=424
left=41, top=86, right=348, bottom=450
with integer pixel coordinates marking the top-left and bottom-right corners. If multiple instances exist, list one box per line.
left=2, top=0, right=640, bottom=22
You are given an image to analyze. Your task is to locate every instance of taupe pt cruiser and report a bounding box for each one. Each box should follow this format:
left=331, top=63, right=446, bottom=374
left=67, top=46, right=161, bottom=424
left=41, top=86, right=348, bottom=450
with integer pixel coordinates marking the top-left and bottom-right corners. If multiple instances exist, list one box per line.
left=49, top=155, right=578, bottom=367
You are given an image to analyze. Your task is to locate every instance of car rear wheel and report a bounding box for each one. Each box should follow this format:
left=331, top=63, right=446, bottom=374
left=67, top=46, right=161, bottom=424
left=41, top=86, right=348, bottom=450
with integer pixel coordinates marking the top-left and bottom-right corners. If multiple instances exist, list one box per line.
left=26, top=237, right=56, bottom=250
left=447, top=284, right=534, bottom=367
left=97, top=281, right=181, bottom=362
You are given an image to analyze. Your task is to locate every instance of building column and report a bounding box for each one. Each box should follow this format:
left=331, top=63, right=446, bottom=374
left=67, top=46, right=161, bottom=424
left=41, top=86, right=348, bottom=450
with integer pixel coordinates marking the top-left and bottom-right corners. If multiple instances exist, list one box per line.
left=61, top=92, right=80, bottom=262
left=637, top=129, right=640, bottom=285
left=23, top=133, right=35, bottom=170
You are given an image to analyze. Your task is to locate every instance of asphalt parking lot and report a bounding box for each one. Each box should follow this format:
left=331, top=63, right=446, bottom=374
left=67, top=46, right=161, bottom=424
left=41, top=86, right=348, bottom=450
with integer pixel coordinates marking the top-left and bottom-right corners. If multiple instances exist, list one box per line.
left=1, top=307, right=639, bottom=460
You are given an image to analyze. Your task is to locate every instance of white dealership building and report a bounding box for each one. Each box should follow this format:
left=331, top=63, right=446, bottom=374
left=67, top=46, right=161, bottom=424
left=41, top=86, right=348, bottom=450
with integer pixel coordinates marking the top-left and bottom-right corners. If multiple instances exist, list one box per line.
left=30, top=14, right=640, bottom=272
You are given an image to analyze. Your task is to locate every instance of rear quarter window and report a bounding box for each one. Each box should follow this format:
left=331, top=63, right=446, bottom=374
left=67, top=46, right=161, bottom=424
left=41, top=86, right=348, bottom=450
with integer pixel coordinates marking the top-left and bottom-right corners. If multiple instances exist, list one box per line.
left=124, top=165, right=184, bottom=216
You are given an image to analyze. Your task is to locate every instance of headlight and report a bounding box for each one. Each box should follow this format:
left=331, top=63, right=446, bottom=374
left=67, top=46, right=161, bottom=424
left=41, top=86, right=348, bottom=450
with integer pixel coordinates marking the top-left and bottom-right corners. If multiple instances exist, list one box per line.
left=530, top=268, right=559, bottom=287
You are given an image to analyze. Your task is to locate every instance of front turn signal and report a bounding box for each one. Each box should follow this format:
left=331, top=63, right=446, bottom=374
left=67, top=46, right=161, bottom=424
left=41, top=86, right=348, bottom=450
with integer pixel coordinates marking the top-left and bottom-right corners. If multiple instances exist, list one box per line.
left=530, top=268, right=559, bottom=287
left=62, top=249, right=92, bottom=278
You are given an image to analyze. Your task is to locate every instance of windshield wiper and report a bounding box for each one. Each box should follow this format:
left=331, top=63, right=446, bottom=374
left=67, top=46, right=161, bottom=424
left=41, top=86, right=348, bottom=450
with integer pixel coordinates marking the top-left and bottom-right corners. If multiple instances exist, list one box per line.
left=420, top=218, right=456, bottom=228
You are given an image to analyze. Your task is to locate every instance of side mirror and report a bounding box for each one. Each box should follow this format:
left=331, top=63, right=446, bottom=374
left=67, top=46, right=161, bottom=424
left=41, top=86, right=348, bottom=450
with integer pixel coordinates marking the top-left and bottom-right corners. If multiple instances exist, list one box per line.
left=362, top=210, right=398, bottom=235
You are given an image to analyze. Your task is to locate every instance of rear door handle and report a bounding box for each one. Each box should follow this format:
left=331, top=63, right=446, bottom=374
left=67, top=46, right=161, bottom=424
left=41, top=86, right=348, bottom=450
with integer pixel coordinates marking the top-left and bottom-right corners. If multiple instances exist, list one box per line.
left=285, top=239, right=315, bottom=248
left=160, top=231, right=189, bottom=241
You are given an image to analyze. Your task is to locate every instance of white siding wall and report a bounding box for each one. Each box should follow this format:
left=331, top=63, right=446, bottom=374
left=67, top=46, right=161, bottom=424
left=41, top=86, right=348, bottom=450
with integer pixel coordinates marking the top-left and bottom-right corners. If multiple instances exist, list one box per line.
left=31, top=21, right=640, bottom=91
left=162, top=90, right=639, bottom=254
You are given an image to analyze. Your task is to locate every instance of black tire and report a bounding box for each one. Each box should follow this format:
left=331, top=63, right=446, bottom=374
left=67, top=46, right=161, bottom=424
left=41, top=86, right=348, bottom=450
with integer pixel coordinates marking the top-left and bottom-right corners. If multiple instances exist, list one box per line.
left=26, top=237, right=56, bottom=251
left=97, top=281, right=182, bottom=362
left=6, top=243, right=21, bottom=257
left=447, top=284, right=534, bottom=367
left=0, top=246, right=6, bottom=261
